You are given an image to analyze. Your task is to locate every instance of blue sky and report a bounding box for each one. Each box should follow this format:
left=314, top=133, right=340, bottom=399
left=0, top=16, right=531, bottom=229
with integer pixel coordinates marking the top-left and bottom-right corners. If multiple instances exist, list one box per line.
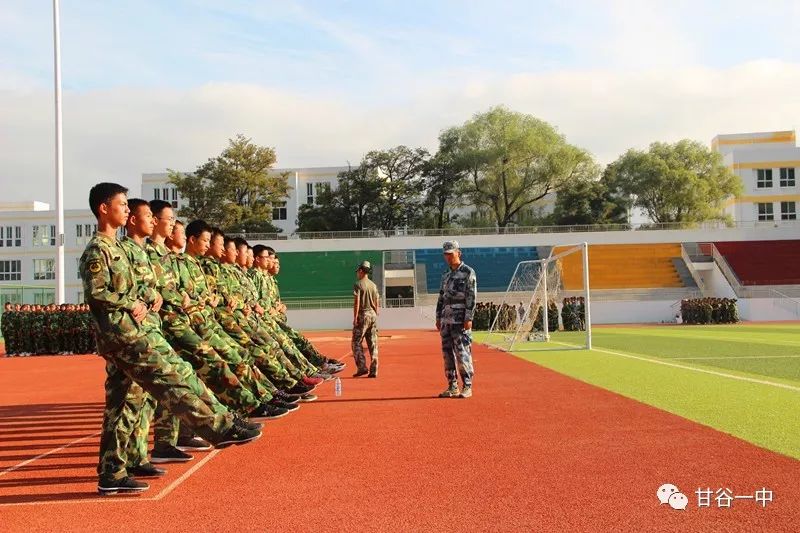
left=1, top=0, right=799, bottom=207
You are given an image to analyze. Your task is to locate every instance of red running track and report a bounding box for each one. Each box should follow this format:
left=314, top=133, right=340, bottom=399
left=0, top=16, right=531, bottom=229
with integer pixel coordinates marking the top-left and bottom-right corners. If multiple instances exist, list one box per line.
left=0, top=331, right=798, bottom=532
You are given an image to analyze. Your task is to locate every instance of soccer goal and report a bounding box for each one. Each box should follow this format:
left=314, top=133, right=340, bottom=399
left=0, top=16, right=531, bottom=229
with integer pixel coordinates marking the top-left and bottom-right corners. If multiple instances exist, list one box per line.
left=484, top=243, right=591, bottom=352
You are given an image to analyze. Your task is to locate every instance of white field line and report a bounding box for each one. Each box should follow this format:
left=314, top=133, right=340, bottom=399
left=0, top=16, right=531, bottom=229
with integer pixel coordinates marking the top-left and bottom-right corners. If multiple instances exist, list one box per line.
left=549, top=341, right=800, bottom=393
left=672, top=355, right=800, bottom=361
left=0, top=447, right=221, bottom=507
left=153, top=449, right=220, bottom=500
left=606, top=331, right=800, bottom=347
left=0, top=431, right=101, bottom=479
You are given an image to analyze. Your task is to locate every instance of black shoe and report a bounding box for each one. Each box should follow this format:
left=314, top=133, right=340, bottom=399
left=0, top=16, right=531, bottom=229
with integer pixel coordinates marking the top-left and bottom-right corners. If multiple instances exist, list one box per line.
left=151, top=445, right=193, bottom=464
left=369, top=362, right=378, bottom=378
left=233, top=413, right=263, bottom=431
left=269, top=398, right=299, bottom=411
left=353, top=369, right=369, bottom=377
left=214, top=425, right=262, bottom=449
left=250, top=402, right=290, bottom=420
left=288, top=383, right=314, bottom=395
left=274, top=390, right=301, bottom=404
left=128, top=463, right=166, bottom=478
left=98, top=476, right=149, bottom=495
left=175, top=436, right=212, bottom=451
left=297, top=392, right=318, bottom=403
left=368, top=372, right=377, bottom=378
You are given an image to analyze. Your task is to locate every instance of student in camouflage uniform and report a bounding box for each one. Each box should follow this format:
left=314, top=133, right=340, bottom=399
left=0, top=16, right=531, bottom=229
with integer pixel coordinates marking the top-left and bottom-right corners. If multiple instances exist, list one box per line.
left=259, top=248, right=345, bottom=374
left=200, top=231, right=321, bottom=392
left=80, top=183, right=261, bottom=496
left=435, top=240, right=477, bottom=399
left=351, top=260, right=380, bottom=378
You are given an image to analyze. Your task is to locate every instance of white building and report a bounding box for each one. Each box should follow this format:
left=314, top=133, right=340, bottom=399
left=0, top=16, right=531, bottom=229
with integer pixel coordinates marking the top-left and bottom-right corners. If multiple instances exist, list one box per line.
left=0, top=202, right=100, bottom=305
left=142, top=167, right=345, bottom=235
left=713, top=130, right=799, bottom=223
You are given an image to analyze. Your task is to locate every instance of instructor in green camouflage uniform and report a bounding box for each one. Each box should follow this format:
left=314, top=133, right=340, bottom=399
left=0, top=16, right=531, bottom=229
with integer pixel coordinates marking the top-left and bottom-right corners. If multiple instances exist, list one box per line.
left=351, top=260, right=380, bottom=378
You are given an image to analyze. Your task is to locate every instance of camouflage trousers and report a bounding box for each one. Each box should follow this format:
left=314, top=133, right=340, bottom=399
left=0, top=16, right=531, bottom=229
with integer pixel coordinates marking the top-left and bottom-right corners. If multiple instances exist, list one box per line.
left=278, top=319, right=327, bottom=367
left=249, top=312, right=317, bottom=376
left=439, top=323, right=473, bottom=387
left=215, top=308, right=299, bottom=390
left=98, top=328, right=233, bottom=480
left=352, top=311, right=378, bottom=373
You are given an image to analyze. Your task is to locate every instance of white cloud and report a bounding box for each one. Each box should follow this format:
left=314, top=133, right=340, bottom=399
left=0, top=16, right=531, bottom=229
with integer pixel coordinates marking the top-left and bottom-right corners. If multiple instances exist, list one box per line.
left=1, top=60, right=798, bottom=209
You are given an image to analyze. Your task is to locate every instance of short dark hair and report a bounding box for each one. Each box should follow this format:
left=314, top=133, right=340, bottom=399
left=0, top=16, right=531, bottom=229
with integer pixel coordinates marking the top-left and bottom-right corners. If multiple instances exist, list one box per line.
left=174, top=219, right=184, bottom=228
left=149, top=199, right=172, bottom=218
left=89, top=182, right=128, bottom=217
left=233, top=237, right=248, bottom=250
left=210, top=227, right=225, bottom=241
left=223, top=236, right=236, bottom=248
left=185, top=220, right=212, bottom=240
left=252, top=244, right=267, bottom=257
left=127, top=198, right=149, bottom=220
left=264, top=246, right=275, bottom=256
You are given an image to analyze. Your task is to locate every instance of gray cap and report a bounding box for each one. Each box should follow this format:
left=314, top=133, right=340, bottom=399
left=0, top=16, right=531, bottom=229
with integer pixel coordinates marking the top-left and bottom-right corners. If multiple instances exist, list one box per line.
left=442, top=240, right=460, bottom=254
left=356, top=260, right=372, bottom=272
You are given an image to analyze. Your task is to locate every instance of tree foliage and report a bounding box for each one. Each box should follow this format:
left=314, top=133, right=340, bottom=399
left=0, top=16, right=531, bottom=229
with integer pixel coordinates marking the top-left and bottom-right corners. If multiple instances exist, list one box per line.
left=448, top=106, right=598, bottom=228
left=605, top=140, right=743, bottom=223
left=170, top=134, right=288, bottom=233
left=551, top=178, right=631, bottom=226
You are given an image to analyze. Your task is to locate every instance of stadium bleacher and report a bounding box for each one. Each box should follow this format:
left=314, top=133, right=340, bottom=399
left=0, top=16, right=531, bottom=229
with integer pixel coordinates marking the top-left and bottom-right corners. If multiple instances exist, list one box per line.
left=714, top=240, right=800, bottom=285
left=558, top=243, right=685, bottom=290
left=415, top=246, right=539, bottom=293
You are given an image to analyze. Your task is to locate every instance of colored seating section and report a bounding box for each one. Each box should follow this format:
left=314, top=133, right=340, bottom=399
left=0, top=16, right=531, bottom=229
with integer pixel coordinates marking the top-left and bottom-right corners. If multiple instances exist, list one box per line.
left=714, top=240, right=800, bottom=285
left=557, top=243, right=684, bottom=289
left=277, top=250, right=383, bottom=300
left=415, top=247, right=539, bottom=293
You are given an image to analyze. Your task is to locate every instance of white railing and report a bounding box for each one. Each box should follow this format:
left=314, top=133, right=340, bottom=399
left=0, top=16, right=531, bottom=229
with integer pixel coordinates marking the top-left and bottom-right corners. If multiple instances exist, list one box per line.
left=773, top=290, right=800, bottom=318
left=283, top=296, right=416, bottom=310
left=237, top=219, right=800, bottom=241
left=680, top=243, right=707, bottom=295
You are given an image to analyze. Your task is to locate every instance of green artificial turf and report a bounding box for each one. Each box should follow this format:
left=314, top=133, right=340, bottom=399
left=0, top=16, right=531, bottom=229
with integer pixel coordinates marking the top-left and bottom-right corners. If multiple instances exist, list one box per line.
left=475, top=325, right=800, bottom=460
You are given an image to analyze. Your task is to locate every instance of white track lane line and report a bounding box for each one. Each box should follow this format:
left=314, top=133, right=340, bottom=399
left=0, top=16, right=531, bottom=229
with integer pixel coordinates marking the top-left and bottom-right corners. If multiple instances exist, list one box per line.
left=0, top=431, right=101, bottom=478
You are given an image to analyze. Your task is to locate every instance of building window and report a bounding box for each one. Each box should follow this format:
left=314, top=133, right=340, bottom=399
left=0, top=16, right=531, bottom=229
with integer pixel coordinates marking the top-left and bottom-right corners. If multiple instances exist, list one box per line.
left=756, top=169, right=773, bottom=188
left=779, top=168, right=796, bottom=187
left=163, top=188, right=169, bottom=202
left=76, top=224, right=82, bottom=238
left=0, top=260, right=21, bottom=281
left=172, top=188, right=178, bottom=201
left=32, top=225, right=56, bottom=247
left=34, top=291, right=55, bottom=305
left=272, top=201, right=287, bottom=221
left=757, top=202, right=774, bottom=221
left=306, top=183, right=314, bottom=205
left=33, top=258, right=56, bottom=280
left=781, top=201, right=797, bottom=220
left=0, top=226, right=22, bottom=247
left=76, top=291, right=84, bottom=304
left=154, top=188, right=160, bottom=200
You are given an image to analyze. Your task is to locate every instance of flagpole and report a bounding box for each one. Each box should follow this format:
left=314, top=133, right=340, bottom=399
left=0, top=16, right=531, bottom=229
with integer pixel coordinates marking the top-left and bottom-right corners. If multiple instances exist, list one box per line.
left=53, top=0, right=65, bottom=304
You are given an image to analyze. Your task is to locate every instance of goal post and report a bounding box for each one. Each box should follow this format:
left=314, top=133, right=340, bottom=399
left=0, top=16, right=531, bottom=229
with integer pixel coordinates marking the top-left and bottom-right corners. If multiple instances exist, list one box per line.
left=484, top=242, right=591, bottom=352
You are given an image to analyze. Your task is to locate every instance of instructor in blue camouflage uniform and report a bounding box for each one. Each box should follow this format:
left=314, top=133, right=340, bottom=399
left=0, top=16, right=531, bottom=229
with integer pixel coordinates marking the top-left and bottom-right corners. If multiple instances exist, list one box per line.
left=435, top=241, right=477, bottom=399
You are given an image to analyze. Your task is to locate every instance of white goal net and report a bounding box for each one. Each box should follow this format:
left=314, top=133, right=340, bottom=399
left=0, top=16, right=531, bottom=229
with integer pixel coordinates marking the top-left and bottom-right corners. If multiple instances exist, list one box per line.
left=484, top=243, right=592, bottom=352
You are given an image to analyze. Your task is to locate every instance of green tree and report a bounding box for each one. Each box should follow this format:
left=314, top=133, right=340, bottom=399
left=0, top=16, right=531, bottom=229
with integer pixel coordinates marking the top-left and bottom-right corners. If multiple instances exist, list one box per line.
left=551, top=178, right=631, bottom=226
left=449, top=106, right=597, bottom=228
left=605, top=140, right=743, bottom=223
left=361, top=146, right=429, bottom=229
left=420, top=129, right=468, bottom=229
left=296, top=165, right=382, bottom=232
left=169, top=134, right=288, bottom=232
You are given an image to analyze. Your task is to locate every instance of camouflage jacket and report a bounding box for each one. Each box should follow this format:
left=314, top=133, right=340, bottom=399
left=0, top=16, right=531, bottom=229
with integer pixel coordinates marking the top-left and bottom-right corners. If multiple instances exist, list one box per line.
left=145, top=239, right=186, bottom=313
left=436, top=262, right=477, bottom=325
left=79, top=232, right=145, bottom=347
left=177, top=253, right=216, bottom=313
left=248, top=268, right=272, bottom=309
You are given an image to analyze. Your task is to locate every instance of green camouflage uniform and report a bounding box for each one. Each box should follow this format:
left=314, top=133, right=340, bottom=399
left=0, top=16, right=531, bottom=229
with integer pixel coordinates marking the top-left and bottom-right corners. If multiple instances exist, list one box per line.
left=146, top=240, right=267, bottom=414
left=82, top=232, right=235, bottom=481
left=231, top=264, right=316, bottom=376
left=1, top=310, right=16, bottom=355
left=200, top=256, right=300, bottom=389
left=178, top=253, right=279, bottom=397
left=259, top=271, right=328, bottom=367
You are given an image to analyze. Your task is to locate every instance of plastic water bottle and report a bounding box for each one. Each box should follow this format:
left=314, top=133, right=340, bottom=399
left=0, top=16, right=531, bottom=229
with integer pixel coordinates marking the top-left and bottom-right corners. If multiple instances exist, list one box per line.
left=334, top=377, right=342, bottom=397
